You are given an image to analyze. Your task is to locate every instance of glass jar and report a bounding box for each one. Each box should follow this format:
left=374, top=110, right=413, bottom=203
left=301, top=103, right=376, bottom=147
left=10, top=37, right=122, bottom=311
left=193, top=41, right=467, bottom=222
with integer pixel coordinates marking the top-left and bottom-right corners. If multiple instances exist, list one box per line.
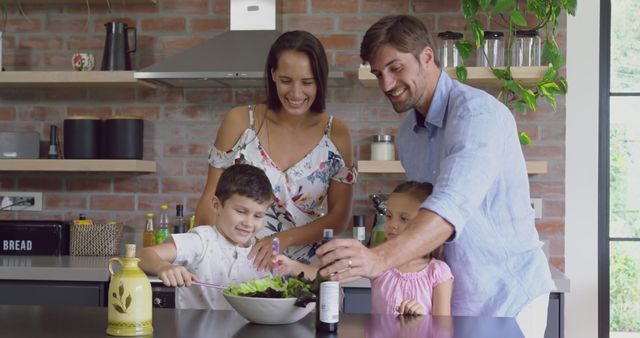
left=437, top=31, right=464, bottom=68
left=512, top=29, right=542, bottom=66
left=371, top=135, right=395, bottom=161
left=477, top=31, right=505, bottom=67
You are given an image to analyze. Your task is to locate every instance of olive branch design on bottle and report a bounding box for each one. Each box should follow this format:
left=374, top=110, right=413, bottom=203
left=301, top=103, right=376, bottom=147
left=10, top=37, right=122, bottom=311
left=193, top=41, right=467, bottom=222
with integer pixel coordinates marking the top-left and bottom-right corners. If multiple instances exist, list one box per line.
left=111, top=281, right=132, bottom=314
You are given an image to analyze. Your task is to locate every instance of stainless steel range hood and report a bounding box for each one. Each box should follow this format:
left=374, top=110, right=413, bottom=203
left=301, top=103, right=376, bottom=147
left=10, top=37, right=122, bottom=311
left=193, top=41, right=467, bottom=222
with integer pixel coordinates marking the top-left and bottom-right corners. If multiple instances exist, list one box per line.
left=134, top=1, right=346, bottom=88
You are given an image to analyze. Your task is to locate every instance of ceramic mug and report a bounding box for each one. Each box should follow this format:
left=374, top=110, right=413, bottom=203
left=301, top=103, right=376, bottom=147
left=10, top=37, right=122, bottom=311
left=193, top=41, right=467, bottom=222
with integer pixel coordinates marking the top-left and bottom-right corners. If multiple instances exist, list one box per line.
left=72, top=52, right=95, bottom=71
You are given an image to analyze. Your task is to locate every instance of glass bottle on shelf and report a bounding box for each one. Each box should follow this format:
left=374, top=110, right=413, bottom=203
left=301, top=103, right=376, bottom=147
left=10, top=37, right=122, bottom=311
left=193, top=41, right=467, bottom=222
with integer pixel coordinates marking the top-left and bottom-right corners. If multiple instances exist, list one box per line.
left=512, top=29, right=542, bottom=67
left=477, top=31, right=505, bottom=67
left=369, top=194, right=387, bottom=247
left=174, top=204, right=185, bottom=234
left=437, top=31, right=464, bottom=68
left=352, top=214, right=366, bottom=244
left=155, top=204, right=171, bottom=245
left=371, top=135, right=395, bottom=161
left=142, top=212, right=155, bottom=248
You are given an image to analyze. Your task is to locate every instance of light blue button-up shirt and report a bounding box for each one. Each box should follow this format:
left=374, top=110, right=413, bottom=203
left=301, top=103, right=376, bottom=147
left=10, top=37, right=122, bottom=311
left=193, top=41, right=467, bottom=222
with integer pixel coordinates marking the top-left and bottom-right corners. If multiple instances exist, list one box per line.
left=396, top=72, right=554, bottom=317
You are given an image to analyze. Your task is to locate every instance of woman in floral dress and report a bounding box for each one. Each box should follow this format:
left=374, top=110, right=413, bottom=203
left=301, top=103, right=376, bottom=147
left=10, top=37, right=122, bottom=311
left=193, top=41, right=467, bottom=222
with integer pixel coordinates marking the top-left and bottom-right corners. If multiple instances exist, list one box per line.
left=195, top=30, right=356, bottom=270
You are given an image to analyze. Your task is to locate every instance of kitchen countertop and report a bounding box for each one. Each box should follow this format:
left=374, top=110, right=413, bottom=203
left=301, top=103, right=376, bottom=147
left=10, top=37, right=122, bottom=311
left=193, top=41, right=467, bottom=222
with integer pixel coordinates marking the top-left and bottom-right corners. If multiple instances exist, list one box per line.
left=0, top=305, right=524, bottom=338
left=0, top=255, right=570, bottom=293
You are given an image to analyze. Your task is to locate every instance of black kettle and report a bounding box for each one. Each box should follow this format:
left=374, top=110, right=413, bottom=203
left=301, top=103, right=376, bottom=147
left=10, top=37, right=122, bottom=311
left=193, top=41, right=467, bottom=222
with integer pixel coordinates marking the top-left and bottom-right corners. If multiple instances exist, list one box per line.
left=101, top=22, right=137, bottom=71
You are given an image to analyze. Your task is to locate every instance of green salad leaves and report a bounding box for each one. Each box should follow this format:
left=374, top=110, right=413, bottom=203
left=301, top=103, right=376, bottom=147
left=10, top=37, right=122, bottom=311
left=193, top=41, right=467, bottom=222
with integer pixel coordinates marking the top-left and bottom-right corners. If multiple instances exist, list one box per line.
left=224, top=273, right=316, bottom=307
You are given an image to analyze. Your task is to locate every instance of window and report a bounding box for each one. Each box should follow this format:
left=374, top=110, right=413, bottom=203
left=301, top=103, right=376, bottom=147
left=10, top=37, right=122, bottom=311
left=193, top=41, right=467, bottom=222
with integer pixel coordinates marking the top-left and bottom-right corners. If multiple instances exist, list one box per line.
left=602, top=0, right=640, bottom=336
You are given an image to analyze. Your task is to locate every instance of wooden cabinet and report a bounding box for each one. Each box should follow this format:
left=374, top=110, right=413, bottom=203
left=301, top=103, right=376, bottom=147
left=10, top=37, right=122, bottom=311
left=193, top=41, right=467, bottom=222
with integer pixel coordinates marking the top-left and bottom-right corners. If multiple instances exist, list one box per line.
left=0, top=280, right=107, bottom=307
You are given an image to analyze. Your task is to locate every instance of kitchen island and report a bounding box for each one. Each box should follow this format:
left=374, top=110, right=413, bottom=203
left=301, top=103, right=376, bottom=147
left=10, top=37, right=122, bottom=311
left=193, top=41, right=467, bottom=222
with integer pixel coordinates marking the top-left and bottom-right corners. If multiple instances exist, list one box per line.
left=0, top=304, right=524, bottom=338
left=0, top=255, right=569, bottom=338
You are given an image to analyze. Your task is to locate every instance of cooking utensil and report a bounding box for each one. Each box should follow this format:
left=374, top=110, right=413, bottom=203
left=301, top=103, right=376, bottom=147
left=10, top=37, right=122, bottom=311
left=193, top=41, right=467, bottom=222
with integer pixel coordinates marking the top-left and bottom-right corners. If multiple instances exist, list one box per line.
left=191, top=280, right=228, bottom=290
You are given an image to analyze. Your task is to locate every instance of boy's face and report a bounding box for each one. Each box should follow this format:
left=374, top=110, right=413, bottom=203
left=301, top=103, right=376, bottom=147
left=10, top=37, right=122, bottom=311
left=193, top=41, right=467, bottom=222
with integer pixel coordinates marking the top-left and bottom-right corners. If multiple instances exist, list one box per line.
left=384, top=192, right=421, bottom=239
left=212, top=194, right=269, bottom=246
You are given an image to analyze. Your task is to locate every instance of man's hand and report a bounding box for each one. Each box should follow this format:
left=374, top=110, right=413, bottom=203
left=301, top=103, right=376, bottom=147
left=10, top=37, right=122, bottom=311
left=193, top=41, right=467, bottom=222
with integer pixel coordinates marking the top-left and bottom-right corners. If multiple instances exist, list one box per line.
left=396, top=299, right=426, bottom=316
left=316, top=238, right=386, bottom=280
left=157, top=264, right=197, bottom=287
left=248, top=236, right=275, bottom=272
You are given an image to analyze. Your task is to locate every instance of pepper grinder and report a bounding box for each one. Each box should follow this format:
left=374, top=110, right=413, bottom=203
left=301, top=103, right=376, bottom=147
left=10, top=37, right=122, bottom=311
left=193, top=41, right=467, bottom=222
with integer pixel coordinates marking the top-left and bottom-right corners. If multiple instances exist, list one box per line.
left=47, top=125, right=60, bottom=159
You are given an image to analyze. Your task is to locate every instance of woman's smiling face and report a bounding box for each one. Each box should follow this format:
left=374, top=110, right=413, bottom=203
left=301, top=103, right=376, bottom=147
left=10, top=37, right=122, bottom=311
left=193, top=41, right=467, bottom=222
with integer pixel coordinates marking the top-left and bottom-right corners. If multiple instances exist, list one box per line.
left=271, top=50, right=318, bottom=115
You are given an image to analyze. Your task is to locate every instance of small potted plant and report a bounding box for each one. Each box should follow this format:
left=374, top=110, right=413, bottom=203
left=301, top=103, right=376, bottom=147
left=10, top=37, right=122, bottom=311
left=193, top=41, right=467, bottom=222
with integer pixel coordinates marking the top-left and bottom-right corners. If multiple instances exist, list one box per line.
left=454, top=0, right=577, bottom=144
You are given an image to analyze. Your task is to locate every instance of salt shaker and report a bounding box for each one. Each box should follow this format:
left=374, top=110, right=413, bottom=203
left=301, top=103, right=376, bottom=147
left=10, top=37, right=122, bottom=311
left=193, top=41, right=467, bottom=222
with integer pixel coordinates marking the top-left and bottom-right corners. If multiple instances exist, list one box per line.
left=371, top=135, right=395, bottom=161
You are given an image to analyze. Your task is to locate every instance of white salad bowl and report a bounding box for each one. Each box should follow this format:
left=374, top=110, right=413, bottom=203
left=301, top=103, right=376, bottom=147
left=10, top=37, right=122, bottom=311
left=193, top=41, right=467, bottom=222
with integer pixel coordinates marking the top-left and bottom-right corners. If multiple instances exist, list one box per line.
left=223, top=293, right=315, bottom=325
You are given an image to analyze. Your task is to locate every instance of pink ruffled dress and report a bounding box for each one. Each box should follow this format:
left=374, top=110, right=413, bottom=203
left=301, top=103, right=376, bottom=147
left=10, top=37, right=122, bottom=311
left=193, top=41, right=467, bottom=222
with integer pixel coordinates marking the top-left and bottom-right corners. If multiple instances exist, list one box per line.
left=371, top=258, right=453, bottom=315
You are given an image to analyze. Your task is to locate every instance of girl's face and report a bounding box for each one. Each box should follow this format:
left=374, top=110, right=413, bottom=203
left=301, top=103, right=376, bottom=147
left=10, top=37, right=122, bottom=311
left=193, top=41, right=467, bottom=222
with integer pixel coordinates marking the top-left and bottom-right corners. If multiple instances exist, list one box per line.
left=384, top=192, right=422, bottom=239
left=213, top=194, right=269, bottom=247
left=270, top=50, right=317, bottom=116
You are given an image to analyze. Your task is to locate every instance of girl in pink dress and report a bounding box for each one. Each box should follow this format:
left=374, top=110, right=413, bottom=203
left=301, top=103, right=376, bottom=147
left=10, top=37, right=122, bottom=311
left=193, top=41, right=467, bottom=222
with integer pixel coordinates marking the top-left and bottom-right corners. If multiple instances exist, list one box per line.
left=369, top=181, right=453, bottom=316
left=274, top=181, right=453, bottom=316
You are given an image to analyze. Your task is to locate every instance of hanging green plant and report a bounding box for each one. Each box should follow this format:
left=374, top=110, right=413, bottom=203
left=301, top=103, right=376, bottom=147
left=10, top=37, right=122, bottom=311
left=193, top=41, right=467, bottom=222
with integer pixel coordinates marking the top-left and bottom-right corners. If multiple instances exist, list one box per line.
left=454, top=0, right=577, bottom=144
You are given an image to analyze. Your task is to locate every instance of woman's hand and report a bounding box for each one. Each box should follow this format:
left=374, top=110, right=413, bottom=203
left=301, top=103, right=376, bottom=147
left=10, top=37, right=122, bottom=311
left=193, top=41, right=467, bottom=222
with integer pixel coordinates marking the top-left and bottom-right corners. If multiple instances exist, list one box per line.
left=157, top=264, right=198, bottom=287
left=248, top=236, right=276, bottom=272
left=396, top=299, right=426, bottom=316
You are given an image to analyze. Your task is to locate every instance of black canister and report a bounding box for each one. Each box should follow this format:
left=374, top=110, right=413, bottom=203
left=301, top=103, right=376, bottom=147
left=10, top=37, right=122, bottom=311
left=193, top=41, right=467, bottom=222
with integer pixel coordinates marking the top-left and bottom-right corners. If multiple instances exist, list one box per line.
left=105, top=116, right=143, bottom=159
left=63, top=117, right=102, bottom=159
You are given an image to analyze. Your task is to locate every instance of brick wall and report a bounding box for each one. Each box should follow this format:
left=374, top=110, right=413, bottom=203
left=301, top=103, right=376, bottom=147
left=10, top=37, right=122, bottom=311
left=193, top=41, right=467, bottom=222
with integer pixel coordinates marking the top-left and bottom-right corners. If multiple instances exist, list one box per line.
left=0, top=0, right=565, bottom=270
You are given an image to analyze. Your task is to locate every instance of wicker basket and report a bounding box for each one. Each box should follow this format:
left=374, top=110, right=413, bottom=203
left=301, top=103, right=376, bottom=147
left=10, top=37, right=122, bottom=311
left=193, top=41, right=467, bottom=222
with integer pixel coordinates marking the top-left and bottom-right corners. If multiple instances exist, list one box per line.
left=70, top=222, right=123, bottom=256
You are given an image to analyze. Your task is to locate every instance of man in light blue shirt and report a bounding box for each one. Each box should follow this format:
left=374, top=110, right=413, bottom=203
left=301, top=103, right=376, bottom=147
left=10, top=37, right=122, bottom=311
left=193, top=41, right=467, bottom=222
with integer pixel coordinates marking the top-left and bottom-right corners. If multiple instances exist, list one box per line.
left=317, top=14, right=553, bottom=336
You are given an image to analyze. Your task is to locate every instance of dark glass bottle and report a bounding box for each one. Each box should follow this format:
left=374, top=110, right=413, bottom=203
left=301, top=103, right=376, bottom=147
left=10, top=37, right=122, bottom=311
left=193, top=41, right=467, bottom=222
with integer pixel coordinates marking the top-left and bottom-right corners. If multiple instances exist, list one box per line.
left=174, top=204, right=185, bottom=234
left=352, top=214, right=366, bottom=244
left=315, top=229, right=339, bottom=332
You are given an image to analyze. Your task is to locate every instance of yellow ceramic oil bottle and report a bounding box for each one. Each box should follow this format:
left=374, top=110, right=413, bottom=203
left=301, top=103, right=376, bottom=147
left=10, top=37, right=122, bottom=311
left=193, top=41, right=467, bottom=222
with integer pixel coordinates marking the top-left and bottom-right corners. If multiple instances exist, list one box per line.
left=106, top=244, right=153, bottom=336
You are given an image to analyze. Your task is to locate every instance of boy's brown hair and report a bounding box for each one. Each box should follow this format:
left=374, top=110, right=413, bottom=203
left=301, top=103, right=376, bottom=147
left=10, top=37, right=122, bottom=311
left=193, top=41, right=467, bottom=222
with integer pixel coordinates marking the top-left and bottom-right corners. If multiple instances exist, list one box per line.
left=215, top=164, right=273, bottom=205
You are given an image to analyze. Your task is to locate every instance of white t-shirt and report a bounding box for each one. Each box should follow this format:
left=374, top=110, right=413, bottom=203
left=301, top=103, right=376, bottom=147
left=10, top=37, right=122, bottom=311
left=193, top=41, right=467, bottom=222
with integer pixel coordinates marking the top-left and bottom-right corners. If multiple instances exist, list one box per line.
left=171, top=226, right=270, bottom=309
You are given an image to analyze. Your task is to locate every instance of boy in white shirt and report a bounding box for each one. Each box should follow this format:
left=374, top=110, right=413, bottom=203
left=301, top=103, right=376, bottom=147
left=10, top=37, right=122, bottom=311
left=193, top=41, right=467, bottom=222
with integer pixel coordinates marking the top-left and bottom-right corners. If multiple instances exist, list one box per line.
left=138, top=164, right=273, bottom=309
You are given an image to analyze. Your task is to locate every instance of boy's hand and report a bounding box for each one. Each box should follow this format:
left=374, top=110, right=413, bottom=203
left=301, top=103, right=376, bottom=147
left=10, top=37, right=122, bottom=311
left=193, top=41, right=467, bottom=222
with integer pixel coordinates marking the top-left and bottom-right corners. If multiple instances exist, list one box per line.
left=396, top=299, right=426, bottom=316
left=272, top=253, right=298, bottom=276
left=157, top=264, right=198, bottom=287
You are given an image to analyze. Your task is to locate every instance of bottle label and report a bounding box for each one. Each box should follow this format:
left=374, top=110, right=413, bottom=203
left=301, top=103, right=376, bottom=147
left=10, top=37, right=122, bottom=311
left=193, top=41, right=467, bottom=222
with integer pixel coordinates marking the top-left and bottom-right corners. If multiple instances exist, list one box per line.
left=319, top=281, right=339, bottom=324
left=353, top=227, right=365, bottom=242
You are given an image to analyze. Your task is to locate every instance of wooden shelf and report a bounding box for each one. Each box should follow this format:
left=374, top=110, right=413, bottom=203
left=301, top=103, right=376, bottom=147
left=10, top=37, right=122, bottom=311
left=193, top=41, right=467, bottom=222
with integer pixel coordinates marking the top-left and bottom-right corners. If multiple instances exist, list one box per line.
left=358, top=65, right=548, bottom=88
left=0, top=71, right=155, bottom=88
left=357, top=160, right=547, bottom=175
left=0, top=160, right=156, bottom=172
left=6, top=0, right=157, bottom=3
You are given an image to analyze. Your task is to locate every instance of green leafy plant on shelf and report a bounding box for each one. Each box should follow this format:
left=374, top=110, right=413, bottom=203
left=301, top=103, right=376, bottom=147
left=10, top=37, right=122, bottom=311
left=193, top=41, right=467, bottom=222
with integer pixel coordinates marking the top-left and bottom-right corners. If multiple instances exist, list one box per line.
left=454, top=0, right=577, bottom=145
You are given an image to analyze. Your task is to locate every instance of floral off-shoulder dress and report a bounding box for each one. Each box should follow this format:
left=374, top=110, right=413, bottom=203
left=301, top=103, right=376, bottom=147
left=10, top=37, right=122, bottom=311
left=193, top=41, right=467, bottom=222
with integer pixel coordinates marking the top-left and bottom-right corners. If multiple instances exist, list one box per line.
left=208, top=105, right=357, bottom=264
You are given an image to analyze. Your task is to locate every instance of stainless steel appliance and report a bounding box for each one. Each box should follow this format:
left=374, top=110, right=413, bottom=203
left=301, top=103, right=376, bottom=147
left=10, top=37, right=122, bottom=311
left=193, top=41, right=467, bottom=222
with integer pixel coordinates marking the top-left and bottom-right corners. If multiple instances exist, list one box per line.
left=134, top=0, right=345, bottom=88
left=0, top=132, right=40, bottom=159
left=0, top=220, right=70, bottom=256
left=101, top=21, right=136, bottom=71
